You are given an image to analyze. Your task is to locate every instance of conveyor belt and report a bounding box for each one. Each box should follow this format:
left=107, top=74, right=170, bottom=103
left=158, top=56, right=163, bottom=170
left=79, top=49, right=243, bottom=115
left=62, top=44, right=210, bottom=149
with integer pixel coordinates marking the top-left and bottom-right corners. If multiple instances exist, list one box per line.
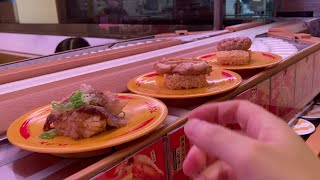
left=0, top=37, right=157, bottom=70
left=0, top=30, right=231, bottom=70
left=0, top=21, right=289, bottom=95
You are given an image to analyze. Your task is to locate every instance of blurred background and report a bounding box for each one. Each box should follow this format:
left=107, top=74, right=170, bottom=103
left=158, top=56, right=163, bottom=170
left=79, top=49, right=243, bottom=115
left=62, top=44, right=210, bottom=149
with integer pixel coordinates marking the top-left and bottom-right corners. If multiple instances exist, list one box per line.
left=0, top=0, right=282, bottom=38
left=0, top=0, right=319, bottom=62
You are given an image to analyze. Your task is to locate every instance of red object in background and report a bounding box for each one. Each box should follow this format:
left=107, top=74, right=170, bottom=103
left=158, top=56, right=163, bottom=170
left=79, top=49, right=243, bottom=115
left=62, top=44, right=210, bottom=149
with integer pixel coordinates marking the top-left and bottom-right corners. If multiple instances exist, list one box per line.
left=168, top=126, right=191, bottom=180
left=235, top=88, right=252, bottom=101
left=256, top=79, right=271, bottom=110
left=95, top=139, right=167, bottom=180
left=270, top=65, right=296, bottom=121
left=295, top=57, right=314, bottom=108
left=235, top=79, right=270, bottom=111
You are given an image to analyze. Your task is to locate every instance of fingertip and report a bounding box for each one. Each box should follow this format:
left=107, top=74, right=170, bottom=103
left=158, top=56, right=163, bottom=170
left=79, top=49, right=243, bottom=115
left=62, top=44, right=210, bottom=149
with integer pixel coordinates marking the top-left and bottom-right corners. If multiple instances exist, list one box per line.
left=184, top=118, right=202, bottom=137
left=184, top=120, right=255, bottom=166
left=183, top=146, right=207, bottom=176
left=183, top=160, right=197, bottom=177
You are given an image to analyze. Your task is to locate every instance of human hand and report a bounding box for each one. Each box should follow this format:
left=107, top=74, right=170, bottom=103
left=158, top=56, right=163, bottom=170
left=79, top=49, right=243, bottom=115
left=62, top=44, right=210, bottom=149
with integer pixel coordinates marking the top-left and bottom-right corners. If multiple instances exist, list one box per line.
left=183, top=100, right=320, bottom=180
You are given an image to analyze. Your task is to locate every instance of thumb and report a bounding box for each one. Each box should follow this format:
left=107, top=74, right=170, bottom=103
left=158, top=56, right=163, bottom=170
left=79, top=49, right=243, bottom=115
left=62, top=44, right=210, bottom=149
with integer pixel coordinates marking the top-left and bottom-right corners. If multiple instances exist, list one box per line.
left=185, top=118, right=258, bottom=167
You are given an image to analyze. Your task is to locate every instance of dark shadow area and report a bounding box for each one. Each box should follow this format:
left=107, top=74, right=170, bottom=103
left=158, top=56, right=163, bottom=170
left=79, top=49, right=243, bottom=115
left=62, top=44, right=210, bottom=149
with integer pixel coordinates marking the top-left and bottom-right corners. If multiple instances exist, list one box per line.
left=276, top=11, right=313, bottom=17
left=55, top=37, right=90, bottom=53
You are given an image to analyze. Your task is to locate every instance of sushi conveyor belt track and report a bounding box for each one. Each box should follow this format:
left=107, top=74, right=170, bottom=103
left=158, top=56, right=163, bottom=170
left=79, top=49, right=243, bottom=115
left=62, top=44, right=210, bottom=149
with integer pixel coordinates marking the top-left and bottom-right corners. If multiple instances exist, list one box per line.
left=0, top=20, right=290, bottom=95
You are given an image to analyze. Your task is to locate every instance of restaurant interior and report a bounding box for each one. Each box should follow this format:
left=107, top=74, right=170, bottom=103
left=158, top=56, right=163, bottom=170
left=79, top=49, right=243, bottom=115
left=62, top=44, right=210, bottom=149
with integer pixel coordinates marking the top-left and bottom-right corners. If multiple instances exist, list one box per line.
left=1, top=0, right=320, bottom=179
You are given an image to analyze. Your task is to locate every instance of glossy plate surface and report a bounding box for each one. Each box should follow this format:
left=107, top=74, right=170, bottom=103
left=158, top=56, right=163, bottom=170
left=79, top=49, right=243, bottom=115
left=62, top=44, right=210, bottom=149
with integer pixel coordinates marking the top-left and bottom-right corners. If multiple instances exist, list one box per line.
left=292, top=119, right=315, bottom=136
left=7, top=93, right=168, bottom=154
left=127, top=69, right=242, bottom=99
left=301, top=105, right=320, bottom=119
left=198, top=51, right=282, bottom=70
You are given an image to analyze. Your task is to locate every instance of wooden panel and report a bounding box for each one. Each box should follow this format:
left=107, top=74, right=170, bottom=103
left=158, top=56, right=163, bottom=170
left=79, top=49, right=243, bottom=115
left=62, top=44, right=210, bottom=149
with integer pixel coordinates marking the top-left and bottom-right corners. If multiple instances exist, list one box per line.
left=235, top=79, right=270, bottom=110
left=295, top=57, right=314, bottom=109
left=225, top=20, right=267, bottom=32
left=234, top=88, right=254, bottom=102
left=269, top=22, right=309, bottom=34
left=268, top=31, right=320, bottom=45
left=270, top=65, right=296, bottom=121
left=0, top=50, right=40, bottom=59
left=0, top=53, right=28, bottom=64
left=267, top=31, right=294, bottom=41
left=299, top=36, right=320, bottom=45
left=256, top=79, right=271, bottom=111
left=313, top=50, right=320, bottom=95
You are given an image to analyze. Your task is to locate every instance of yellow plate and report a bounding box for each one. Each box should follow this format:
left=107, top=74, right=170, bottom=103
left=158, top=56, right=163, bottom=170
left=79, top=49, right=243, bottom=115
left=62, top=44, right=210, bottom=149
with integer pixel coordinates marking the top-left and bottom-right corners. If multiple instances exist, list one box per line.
left=197, top=51, right=282, bottom=70
left=127, top=69, right=242, bottom=99
left=7, top=93, right=168, bottom=154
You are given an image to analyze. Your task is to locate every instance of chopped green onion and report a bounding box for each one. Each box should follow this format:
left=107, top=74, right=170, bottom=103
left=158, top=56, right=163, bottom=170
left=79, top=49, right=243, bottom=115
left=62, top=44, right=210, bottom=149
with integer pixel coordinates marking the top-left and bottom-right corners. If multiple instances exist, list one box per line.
left=73, top=101, right=84, bottom=108
left=51, top=91, right=85, bottom=111
left=39, top=129, right=57, bottom=139
left=70, top=91, right=82, bottom=102
left=51, top=101, right=65, bottom=110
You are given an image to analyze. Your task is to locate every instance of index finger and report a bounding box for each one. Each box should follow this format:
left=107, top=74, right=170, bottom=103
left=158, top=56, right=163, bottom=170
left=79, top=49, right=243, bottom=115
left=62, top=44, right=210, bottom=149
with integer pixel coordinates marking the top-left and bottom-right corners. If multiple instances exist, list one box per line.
left=188, top=100, right=290, bottom=139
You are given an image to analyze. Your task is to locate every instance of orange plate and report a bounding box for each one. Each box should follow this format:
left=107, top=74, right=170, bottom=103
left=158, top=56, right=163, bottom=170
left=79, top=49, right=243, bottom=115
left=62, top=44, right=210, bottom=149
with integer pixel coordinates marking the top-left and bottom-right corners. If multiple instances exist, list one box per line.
left=292, top=119, right=315, bottom=136
left=7, top=93, right=168, bottom=155
left=301, top=105, right=320, bottom=119
left=127, top=69, right=242, bottom=99
left=197, top=51, right=282, bottom=70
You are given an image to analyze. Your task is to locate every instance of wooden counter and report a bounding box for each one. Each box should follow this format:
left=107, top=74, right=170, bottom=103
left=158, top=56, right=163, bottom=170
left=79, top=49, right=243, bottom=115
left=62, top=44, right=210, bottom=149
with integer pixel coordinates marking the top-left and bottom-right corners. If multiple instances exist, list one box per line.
left=0, top=51, right=33, bottom=65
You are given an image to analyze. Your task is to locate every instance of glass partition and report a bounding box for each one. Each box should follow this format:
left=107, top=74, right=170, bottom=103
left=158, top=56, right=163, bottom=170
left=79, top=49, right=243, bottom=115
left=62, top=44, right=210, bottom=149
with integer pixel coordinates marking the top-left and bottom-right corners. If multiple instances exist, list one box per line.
left=0, top=0, right=216, bottom=65
left=225, top=0, right=274, bottom=19
left=57, top=0, right=214, bottom=25
left=0, top=0, right=277, bottom=65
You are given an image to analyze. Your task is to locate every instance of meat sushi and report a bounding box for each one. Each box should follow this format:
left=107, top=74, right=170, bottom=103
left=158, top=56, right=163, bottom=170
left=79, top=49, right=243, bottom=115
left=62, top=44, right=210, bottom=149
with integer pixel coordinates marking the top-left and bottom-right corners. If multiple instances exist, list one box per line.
left=43, top=84, right=127, bottom=139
